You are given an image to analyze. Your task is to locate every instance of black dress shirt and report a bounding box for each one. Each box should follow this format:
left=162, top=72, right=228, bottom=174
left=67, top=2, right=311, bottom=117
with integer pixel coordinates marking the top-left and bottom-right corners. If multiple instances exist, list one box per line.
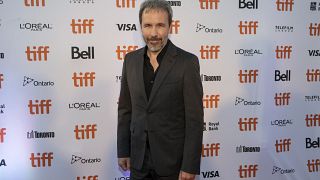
left=143, top=40, right=170, bottom=100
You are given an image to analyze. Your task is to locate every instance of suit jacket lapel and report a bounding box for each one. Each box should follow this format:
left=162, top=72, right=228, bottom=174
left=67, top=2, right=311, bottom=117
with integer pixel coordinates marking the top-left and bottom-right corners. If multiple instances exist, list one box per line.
left=147, top=42, right=177, bottom=107
left=136, top=48, right=148, bottom=105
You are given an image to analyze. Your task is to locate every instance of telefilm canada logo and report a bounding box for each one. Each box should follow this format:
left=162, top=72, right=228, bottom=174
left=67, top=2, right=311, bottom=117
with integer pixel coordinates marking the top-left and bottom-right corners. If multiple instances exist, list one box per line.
left=196, top=23, right=222, bottom=33
left=69, top=0, right=95, bottom=4
left=310, top=2, right=320, bottom=11
left=23, top=76, right=54, bottom=87
left=275, top=25, right=293, bottom=33
left=0, top=104, right=5, bottom=114
left=305, top=95, right=320, bottom=102
left=235, top=97, right=261, bottom=106
left=71, top=155, right=101, bottom=165
left=20, top=22, right=53, bottom=31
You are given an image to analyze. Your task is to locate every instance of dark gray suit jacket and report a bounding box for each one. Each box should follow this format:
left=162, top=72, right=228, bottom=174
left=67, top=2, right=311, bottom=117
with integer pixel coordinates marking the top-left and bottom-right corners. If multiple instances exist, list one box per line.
left=117, top=41, right=203, bottom=176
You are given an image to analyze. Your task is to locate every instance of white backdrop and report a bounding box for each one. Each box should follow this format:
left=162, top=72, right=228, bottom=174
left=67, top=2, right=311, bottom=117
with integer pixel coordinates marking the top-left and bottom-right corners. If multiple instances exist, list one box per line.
left=0, top=0, right=320, bottom=179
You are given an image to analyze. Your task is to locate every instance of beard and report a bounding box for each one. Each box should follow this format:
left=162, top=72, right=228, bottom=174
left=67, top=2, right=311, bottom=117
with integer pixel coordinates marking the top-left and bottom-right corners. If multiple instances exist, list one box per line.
left=145, top=37, right=167, bottom=52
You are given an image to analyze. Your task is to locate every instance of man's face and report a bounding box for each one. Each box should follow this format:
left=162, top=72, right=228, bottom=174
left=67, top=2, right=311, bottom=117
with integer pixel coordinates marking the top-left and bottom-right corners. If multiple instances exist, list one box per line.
left=141, top=9, right=171, bottom=53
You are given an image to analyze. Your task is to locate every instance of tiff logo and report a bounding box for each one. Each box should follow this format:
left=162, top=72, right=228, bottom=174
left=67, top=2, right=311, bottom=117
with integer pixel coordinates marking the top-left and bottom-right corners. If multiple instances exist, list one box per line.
left=276, top=0, right=294, bottom=11
left=30, top=152, right=53, bottom=167
left=170, top=20, right=180, bottom=34
left=202, top=143, right=220, bottom=157
left=116, top=45, right=138, bottom=60
left=238, top=117, right=258, bottom=131
left=25, top=0, right=46, bottom=7
left=200, top=45, right=220, bottom=60
left=116, top=0, right=136, bottom=8
left=71, top=19, right=94, bottom=34
left=275, top=45, right=292, bottom=59
left=239, top=21, right=258, bottom=35
left=72, top=72, right=96, bottom=87
left=28, top=99, right=52, bottom=115
left=238, top=70, right=258, bottom=83
left=309, top=23, right=320, bottom=36
left=74, top=124, right=97, bottom=140
left=25, top=46, right=49, bottom=62
left=239, top=164, right=258, bottom=178
left=77, top=176, right=98, bottom=180
left=305, top=114, right=320, bottom=127
left=199, top=0, right=220, bottom=10
left=274, top=92, right=291, bottom=106
left=307, top=159, right=320, bottom=172
left=239, top=0, right=258, bottom=9
left=0, top=74, right=3, bottom=89
left=203, top=94, right=220, bottom=109
left=275, top=138, right=291, bottom=153
left=0, top=128, right=6, bottom=143
left=306, top=69, right=320, bottom=82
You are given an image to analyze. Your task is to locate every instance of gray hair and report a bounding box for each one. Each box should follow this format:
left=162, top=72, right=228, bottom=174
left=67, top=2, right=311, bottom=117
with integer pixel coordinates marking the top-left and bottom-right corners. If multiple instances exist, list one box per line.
left=139, top=0, right=173, bottom=25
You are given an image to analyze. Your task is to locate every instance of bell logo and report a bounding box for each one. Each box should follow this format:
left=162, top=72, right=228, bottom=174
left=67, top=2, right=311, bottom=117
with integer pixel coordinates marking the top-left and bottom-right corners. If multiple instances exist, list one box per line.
left=276, top=0, right=294, bottom=12
left=0, top=73, right=3, bottom=89
left=238, top=164, right=258, bottom=178
left=24, top=0, right=45, bottom=7
left=275, top=138, right=291, bottom=153
left=239, top=0, right=258, bottom=9
left=72, top=72, right=96, bottom=87
left=203, top=94, right=220, bottom=108
left=309, top=23, right=320, bottom=36
left=307, top=159, right=320, bottom=172
left=77, top=176, right=98, bottom=180
left=199, top=45, right=220, bottom=60
left=199, top=0, right=220, bottom=10
left=305, top=114, right=320, bottom=127
left=275, top=70, right=291, bottom=81
left=239, top=21, right=258, bottom=35
left=116, top=45, right=139, bottom=60
left=202, top=143, right=220, bottom=157
left=0, top=128, right=6, bottom=143
left=71, top=19, right=94, bottom=34
left=238, top=117, right=258, bottom=131
left=30, top=152, right=53, bottom=167
left=28, top=99, right=52, bottom=115
left=275, top=45, right=292, bottom=59
left=306, top=69, right=320, bottom=82
left=274, top=92, right=291, bottom=106
left=71, top=47, right=95, bottom=59
left=25, top=46, right=50, bottom=62
left=74, top=124, right=97, bottom=140
left=238, top=69, right=258, bottom=83
left=116, top=0, right=136, bottom=8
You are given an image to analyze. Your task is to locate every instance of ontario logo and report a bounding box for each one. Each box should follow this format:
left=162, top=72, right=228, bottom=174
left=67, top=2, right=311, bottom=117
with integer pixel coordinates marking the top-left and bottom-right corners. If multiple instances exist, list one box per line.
left=235, top=97, right=261, bottom=106
left=71, top=155, right=101, bottom=165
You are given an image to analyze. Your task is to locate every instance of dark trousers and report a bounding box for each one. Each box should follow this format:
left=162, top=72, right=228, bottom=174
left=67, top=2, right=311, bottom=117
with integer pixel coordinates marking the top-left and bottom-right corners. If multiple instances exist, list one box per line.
left=130, top=141, right=179, bottom=180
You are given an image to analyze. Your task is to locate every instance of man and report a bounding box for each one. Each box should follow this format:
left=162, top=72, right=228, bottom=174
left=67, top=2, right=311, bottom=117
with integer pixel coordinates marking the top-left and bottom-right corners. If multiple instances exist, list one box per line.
left=117, top=0, right=204, bottom=179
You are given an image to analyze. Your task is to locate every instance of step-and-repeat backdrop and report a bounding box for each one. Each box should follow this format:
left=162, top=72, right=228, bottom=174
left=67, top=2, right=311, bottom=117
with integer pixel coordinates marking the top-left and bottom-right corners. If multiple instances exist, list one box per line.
left=0, top=0, right=320, bottom=179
